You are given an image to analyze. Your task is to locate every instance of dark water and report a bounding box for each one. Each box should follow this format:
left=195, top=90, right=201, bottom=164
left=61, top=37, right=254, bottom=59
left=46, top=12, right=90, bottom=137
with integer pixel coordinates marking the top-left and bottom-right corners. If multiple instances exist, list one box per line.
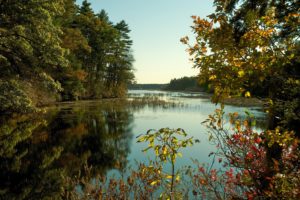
left=0, top=90, right=266, bottom=199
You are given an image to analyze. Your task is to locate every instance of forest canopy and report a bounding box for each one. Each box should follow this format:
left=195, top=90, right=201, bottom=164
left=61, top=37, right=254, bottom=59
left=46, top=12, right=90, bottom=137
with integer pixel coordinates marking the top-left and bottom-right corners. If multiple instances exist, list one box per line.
left=0, top=0, right=135, bottom=114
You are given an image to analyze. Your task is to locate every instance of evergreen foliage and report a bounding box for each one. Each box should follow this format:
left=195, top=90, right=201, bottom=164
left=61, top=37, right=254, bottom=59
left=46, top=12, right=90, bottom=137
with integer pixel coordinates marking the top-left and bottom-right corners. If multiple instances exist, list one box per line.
left=0, top=0, right=135, bottom=112
left=165, top=76, right=210, bottom=92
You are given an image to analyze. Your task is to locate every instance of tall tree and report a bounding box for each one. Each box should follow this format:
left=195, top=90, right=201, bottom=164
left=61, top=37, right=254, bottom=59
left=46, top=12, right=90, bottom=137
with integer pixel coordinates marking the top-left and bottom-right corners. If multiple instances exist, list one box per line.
left=104, top=20, right=135, bottom=97
left=0, top=0, right=135, bottom=112
left=0, top=0, right=68, bottom=77
left=74, top=6, right=134, bottom=98
left=0, top=0, right=68, bottom=113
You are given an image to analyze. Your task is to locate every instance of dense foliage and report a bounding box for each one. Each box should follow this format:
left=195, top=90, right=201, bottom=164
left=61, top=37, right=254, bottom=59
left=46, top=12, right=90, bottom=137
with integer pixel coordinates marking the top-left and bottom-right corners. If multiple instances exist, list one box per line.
left=182, top=0, right=299, bottom=131
left=0, top=0, right=135, bottom=113
left=164, top=76, right=211, bottom=92
left=180, top=0, right=300, bottom=198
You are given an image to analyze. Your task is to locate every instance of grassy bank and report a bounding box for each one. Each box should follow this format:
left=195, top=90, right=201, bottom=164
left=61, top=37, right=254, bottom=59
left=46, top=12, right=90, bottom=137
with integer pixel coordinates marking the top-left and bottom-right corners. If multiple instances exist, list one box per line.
left=222, top=97, right=265, bottom=107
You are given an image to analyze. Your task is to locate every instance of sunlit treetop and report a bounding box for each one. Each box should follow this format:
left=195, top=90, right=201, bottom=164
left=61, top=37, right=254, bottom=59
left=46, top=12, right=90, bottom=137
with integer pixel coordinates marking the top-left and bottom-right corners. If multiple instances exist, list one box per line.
left=182, top=0, right=299, bottom=103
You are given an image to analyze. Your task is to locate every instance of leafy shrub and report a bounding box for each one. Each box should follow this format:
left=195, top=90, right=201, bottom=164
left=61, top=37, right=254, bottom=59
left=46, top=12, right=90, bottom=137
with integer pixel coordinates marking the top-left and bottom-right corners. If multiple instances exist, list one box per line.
left=0, top=79, right=36, bottom=114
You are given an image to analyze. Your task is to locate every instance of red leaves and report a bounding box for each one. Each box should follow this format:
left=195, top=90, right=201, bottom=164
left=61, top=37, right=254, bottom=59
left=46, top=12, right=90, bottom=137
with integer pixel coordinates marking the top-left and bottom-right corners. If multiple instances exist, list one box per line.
left=246, top=152, right=254, bottom=160
left=198, top=166, right=205, bottom=173
left=254, top=136, right=262, bottom=144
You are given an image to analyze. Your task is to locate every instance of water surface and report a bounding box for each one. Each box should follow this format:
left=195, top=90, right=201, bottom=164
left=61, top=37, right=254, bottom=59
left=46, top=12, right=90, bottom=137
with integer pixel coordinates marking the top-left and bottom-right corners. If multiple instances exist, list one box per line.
left=0, top=90, right=266, bottom=198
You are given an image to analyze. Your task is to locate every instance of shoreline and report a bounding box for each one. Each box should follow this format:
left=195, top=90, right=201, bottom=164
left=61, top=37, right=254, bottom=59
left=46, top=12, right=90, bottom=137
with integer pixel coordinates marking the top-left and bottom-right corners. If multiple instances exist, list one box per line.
left=39, top=91, right=265, bottom=110
left=222, top=97, right=265, bottom=107
left=130, top=89, right=265, bottom=107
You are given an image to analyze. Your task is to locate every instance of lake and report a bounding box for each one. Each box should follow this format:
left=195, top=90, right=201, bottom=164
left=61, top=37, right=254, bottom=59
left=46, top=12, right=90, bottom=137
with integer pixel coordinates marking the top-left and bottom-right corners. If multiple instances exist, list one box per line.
left=0, top=90, right=266, bottom=198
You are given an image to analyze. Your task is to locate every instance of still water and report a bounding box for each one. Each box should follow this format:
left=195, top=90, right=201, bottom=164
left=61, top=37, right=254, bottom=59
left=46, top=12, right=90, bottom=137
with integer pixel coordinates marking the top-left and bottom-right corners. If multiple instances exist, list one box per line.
left=0, top=90, right=266, bottom=198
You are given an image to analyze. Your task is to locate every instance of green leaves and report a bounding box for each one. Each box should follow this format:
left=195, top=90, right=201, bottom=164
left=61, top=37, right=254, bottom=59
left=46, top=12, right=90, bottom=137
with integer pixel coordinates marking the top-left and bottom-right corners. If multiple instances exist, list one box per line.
left=137, top=127, right=195, bottom=197
left=137, top=128, right=193, bottom=163
left=0, top=80, right=36, bottom=114
left=0, top=0, right=135, bottom=110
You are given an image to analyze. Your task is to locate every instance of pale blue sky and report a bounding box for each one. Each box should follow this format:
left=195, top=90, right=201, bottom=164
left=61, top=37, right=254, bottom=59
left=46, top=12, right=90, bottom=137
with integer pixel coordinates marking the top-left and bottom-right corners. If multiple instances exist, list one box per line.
left=76, top=0, right=215, bottom=83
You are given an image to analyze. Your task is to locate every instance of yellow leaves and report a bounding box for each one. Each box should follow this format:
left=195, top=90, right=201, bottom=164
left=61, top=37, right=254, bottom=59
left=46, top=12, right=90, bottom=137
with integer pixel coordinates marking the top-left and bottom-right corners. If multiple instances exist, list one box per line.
left=155, top=148, right=159, bottom=156
left=265, top=128, right=296, bottom=148
left=171, top=137, right=178, bottom=144
left=148, top=136, right=155, bottom=148
left=243, top=28, right=274, bottom=44
left=243, top=120, right=249, bottom=128
left=235, top=120, right=241, bottom=132
left=209, top=75, right=217, bottom=81
left=150, top=180, right=159, bottom=186
left=238, top=70, right=245, bottom=78
left=269, top=99, right=274, bottom=106
left=137, top=128, right=192, bottom=164
left=162, top=146, right=167, bottom=155
left=137, top=135, right=146, bottom=143
left=67, top=69, right=88, bottom=81
left=245, top=91, right=251, bottom=98
left=166, top=175, right=172, bottom=179
left=261, top=15, right=278, bottom=27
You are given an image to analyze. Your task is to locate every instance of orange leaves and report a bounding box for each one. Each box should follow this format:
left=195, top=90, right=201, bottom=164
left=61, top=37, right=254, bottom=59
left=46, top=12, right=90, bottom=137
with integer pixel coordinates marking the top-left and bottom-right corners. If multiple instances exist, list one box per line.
left=191, top=16, right=213, bottom=34
left=73, top=69, right=88, bottom=81
left=67, top=69, right=88, bottom=81
left=261, top=15, right=278, bottom=26
left=242, top=28, right=275, bottom=44
left=201, top=46, right=207, bottom=53
left=184, top=4, right=298, bottom=105
left=284, top=12, right=300, bottom=23
left=61, top=28, right=91, bottom=52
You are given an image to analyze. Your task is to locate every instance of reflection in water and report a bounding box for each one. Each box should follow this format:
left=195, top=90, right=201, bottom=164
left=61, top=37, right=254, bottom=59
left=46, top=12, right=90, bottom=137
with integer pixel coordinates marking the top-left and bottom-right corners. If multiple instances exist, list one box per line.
left=0, top=101, right=134, bottom=199
left=0, top=91, right=267, bottom=199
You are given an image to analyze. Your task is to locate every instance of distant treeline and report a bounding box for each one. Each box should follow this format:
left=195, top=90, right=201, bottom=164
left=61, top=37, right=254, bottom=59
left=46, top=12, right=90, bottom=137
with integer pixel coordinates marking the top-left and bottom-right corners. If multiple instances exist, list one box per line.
left=130, top=75, right=268, bottom=96
left=164, top=76, right=211, bottom=92
left=164, top=76, right=269, bottom=96
left=0, top=0, right=135, bottom=114
left=128, top=84, right=167, bottom=90
left=129, top=76, right=211, bottom=92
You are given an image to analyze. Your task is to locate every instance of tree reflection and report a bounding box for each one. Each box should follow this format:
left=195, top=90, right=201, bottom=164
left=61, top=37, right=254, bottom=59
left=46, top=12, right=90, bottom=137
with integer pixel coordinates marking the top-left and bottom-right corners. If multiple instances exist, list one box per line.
left=0, top=101, right=134, bottom=199
left=0, top=97, right=268, bottom=199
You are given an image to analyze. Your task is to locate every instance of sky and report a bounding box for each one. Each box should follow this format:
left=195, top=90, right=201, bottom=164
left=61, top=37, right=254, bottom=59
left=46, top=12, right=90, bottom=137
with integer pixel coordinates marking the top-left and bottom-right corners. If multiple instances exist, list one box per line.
left=76, top=0, right=215, bottom=83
